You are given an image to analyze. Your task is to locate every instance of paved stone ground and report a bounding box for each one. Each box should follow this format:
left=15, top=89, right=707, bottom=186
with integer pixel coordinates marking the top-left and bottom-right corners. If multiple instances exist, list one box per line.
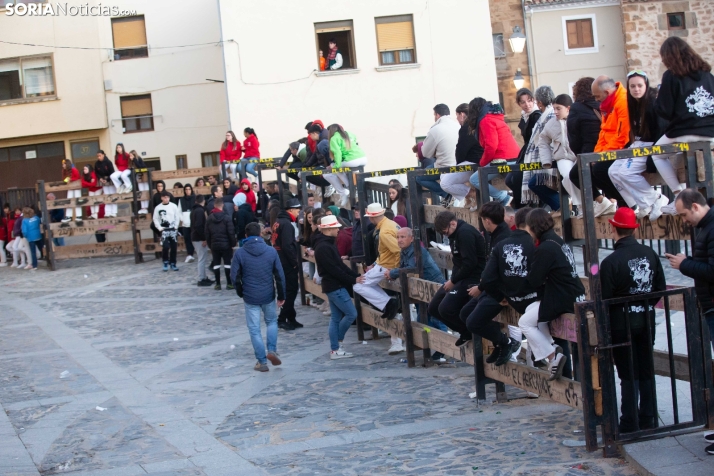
left=0, top=248, right=690, bottom=475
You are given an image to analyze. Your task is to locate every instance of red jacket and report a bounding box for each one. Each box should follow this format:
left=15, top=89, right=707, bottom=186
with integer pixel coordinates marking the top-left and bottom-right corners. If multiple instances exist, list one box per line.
left=63, top=166, right=81, bottom=183
left=220, top=142, right=242, bottom=162
left=237, top=178, right=257, bottom=212
left=478, top=113, right=521, bottom=166
left=307, top=119, right=325, bottom=152
left=337, top=226, right=353, bottom=257
left=0, top=217, right=7, bottom=242
left=7, top=213, right=17, bottom=239
left=243, top=134, right=260, bottom=158
left=115, top=152, right=130, bottom=172
left=81, top=171, right=101, bottom=192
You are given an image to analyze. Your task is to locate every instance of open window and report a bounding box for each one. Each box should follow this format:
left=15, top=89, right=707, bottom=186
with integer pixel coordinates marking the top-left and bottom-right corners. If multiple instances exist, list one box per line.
left=120, top=94, right=153, bottom=133
left=315, top=20, right=356, bottom=71
left=112, top=15, right=148, bottom=60
left=375, top=15, right=416, bottom=66
left=0, top=55, right=56, bottom=102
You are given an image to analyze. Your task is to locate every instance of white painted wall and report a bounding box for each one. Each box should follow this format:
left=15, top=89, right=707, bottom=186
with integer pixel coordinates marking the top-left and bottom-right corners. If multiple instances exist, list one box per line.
left=219, top=0, right=498, bottom=170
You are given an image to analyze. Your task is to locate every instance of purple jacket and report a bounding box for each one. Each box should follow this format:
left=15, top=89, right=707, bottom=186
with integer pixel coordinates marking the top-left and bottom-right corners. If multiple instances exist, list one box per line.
left=12, top=215, right=23, bottom=238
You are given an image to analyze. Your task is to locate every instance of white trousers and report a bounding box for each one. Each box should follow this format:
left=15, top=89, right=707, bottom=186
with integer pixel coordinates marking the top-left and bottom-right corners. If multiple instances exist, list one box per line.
left=651, top=135, right=711, bottom=192
left=226, top=163, right=239, bottom=179
left=66, top=189, right=82, bottom=220
left=111, top=169, right=132, bottom=189
left=10, top=238, right=28, bottom=266
left=88, top=189, right=102, bottom=217
left=0, top=239, right=6, bottom=264
left=518, top=302, right=555, bottom=362
left=103, top=185, right=117, bottom=216
left=324, top=158, right=368, bottom=194
left=138, top=181, right=150, bottom=209
left=353, top=265, right=391, bottom=311
left=609, top=141, right=657, bottom=209
left=555, top=160, right=582, bottom=206
left=440, top=162, right=475, bottom=201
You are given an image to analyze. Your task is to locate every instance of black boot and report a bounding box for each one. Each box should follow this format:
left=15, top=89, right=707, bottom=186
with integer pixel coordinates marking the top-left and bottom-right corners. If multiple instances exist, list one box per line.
left=619, top=380, right=640, bottom=433
left=486, top=333, right=510, bottom=364
left=638, top=379, right=657, bottom=430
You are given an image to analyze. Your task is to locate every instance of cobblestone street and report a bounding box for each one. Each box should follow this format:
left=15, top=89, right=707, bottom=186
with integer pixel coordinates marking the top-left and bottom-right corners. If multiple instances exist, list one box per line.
left=0, top=256, right=646, bottom=475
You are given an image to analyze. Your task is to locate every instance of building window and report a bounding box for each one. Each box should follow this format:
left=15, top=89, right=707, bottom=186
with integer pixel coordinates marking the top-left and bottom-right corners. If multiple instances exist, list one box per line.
left=112, top=15, right=148, bottom=60
left=315, top=20, right=356, bottom=70
left=562, top=15, right=598, bottom=55
left=175, top=155, right=187, bottom=169
left=201, top=152, right=220, bottom=168
left=667, top=12, right=685, bottom=30
left=375, top=15, right=416, bottom=66
left=492, top=33, right=506, bottom=58
left=5, top=142, right=63, bottom=161
left=144, top=158, right=161, bottom=171
left=0, top=55, right=56, bottom=102
left=120, top=94, right=153, bottom=133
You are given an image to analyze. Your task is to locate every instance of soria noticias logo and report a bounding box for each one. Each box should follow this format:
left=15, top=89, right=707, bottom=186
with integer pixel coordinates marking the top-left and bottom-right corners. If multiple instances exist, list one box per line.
left=4, top=3, right=137, bottom=16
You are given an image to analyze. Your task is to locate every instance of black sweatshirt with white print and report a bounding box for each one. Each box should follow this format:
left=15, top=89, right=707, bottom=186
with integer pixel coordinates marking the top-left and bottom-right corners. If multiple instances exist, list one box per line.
left=655, top=69, right=714, bottom=138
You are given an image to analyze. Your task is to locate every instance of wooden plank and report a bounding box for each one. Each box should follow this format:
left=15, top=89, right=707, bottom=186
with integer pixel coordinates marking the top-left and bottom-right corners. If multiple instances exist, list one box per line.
left=49, top=216, right=134, bottom=231
left=151, top=166, right=220, bottom=181
left=484, top=360, right=583, bottom=409
left=423, top=204, right=479, bottom=227
left=53, top=240, right=135, bottom=260
left=46, top=191, right=149, bottom=210
left=44, top=181, right=82, bottom=193
left=165, top=186, right=213, bottom=198
left=571, top=214, right=690, bottom=241
left=428, top=248, right=453, bottom=270
left=303, top=278, right=327, bottom=302
left=653, top=350, right=691, bottom=383
left=138, top=241, right=186, bottom=253
left=408, top=277, right=441, bottom=303
left=50, top=219, right=135, bottom=237
left=411, top=321, right=475, bottom=365
left=360, top=306, right=426, bottom=347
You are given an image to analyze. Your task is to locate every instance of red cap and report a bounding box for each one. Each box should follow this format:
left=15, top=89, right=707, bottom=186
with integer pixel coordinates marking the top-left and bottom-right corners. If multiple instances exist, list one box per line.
left=608, top=207, right=640, bottom=229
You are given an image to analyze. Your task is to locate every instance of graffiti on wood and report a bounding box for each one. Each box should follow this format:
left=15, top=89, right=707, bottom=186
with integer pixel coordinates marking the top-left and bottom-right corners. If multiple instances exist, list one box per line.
left=54, top=241, right=135, bottom=260
left=571, top=214, right=690, bottom=241
left=151, top=167, right=220, bottom=181
left=408, top=277, right=441, bottom=303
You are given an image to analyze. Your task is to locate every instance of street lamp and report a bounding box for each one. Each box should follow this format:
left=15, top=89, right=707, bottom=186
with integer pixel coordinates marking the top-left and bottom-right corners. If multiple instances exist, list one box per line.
left=509, top=26, right=526, bottom=54
left=513, top=68, right=525, bottom=90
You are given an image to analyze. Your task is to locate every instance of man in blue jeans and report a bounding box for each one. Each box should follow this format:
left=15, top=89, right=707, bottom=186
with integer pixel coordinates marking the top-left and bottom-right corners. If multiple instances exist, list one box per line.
left=231, top=222, right=286, bottom=372
left=313, top=215, right=365, bottom=360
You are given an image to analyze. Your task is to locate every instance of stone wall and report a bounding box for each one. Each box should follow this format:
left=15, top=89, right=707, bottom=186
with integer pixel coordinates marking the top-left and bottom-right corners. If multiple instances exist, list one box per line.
left=489, top=0, right=531, bottom=144
left=622, top=0, right=714, bottom=82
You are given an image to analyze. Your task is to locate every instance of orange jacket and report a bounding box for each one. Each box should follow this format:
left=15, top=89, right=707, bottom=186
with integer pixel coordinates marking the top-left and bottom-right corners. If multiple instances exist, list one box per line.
left=595, top=82, right=630, bottom=152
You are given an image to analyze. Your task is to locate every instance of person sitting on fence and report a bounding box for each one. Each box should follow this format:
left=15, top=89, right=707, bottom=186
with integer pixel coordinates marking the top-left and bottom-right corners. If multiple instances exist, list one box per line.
left=414, top=104, right=460, bottom=201
left=324, top=124, right=368, bottom=208
left=385, top=226, right=451, bottom=362
left=439, top=102, right=482, bottom=209
left=111, top=143, right=132, bottom=194
left=315, top=215, right=365, bottom=360
left=518, top=86, right=556, bottom=209
left=467, top=98, right=521, bottom=210
left=428, top=210, right=486, bottom=347
left=129, top=150, right=149, bottom=215
left=303, top=125, right=334, bottom=195
left=220, top=131, right=242, bottom=179
left=353, top=203, right=404, bottom=353
left=21, top=207, right=42, bottom=271
left=460, top=202, right=523, bottom=366
left=61, top=159, right=82, bottom=224
left=388, top=181, right=408, bottom=217
left=81, top=164, right=102, bottom=220
left=153, top=191, right=181, bottom=272
left=190, top=194, right=213, bottom=288
left=240, top=127, right=261, bottom=178
left=522, top=209, right=586, bottom=381
left=600, top=207, right=665, bottom=433
left=206, top=186, right=236, bottom=289
left=505, top=89, right=541, bottom=208
left=95, top=150, right=117, bottom=218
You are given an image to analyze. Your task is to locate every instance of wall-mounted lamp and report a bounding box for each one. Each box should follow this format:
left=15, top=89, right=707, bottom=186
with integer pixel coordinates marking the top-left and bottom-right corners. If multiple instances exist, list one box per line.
left=513, top=68, right=525, bottom=89
left=509, top=26, right=527, bottom=54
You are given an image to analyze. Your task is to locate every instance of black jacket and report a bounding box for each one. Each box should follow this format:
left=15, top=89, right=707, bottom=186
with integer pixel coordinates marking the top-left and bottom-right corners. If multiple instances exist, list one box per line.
left=234, top=203, right=256, bottom=240
left=455, top=123, right=484, bottom=165
left=567, top=100, right=601, bottom=155
left=149, top=181, right=174, bottom=217
left=600, top=236, right=666, bottom=330
left=223, top=185, right=238, bottom=204
left=527, top=229, right=586, bottom=322
left=313, top=232, right=360, bottom=294
left=480, top=229, right=539, bottom=314
left=274, top=210, right=298, bottom=269
left=680, top=208, right=714, bottom=313
left=94, top=158, right=115, bottom=184
left=631, top=96, right=668, bottom=144
left=486, top=221, right=512, bottom=258
left=189, top=203, right=207, bottom=241
left=656, top=69, right=714, bottom=138
left=449, top=219, right=486, bottom=285
left=517, top=110, right=542, bottom=162
left=205, top=208, right=236, bottom=251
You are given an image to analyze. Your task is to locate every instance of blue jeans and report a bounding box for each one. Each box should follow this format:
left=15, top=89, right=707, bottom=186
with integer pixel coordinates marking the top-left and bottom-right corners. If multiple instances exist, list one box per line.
left=53, top=237, right=65, bottom=246
left=415, top=162, right=447, bottom=197
left=414, top=303, right=448, bottom=331
left=29, top=240, right=41, bottom=268
left=327, top=288, right=358, bottom=351
left=527, top=174, right=560, bottom=211
left=469, top=170, right=510, bottom=205
left=244, top=301, right=278, bottom=364
left=243, top=158, right=258, bottom=177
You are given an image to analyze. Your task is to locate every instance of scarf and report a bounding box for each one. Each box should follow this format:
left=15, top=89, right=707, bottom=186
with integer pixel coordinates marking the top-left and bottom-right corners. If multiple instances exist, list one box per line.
left=327, top=46, right=338, bottom=61
left=599, top=89, right=617, bottom=117
left=521, top=105, right=557, bottom=204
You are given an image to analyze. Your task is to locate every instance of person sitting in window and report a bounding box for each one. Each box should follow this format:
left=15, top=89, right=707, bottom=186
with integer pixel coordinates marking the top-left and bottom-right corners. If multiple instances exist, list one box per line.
left=319, top=50, right=326, bottom=71
left=327, top=38, right=343, bottom=70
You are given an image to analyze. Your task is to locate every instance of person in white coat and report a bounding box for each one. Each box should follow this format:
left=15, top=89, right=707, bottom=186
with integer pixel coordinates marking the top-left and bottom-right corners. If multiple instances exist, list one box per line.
left=153, top=191, right=181, bottom=271
left=415, top=104, right=460, bottom=199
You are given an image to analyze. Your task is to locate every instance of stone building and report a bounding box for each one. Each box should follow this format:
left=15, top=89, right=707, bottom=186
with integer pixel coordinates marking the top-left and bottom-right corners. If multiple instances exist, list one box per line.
left=622, top=0, right=714, bottom=82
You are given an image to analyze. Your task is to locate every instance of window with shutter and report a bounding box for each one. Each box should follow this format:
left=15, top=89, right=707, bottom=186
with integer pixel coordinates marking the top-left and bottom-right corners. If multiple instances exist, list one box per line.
left=375, top=15, right=416, bottom=65
left=562, top=15, right=598, bottom=54
left=120, top=95, right=154, bottom=133
left=112, top=16, right=148, bottom=60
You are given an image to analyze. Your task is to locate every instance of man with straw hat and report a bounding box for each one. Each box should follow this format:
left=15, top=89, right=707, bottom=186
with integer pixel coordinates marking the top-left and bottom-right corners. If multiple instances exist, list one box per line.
left=600, top=207, right=665, bottom=433
left=314, top=215, right=365, bottom=359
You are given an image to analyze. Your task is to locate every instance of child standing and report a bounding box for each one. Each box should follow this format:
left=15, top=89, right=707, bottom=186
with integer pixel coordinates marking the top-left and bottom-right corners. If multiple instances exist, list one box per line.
left=21, top=207, right=42, bottom=270
left=152, top=191, right=181, bottom=271
left=206, top=186, right=237, bottom=290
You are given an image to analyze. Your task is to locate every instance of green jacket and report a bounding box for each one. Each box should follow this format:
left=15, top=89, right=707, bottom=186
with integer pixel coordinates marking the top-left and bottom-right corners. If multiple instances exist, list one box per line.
left=329, top=131, right=365, bottom=168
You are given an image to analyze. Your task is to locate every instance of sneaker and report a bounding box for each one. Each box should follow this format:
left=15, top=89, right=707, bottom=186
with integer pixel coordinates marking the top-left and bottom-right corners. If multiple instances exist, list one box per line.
left=649, top=194, right=670, bottom=222
left=278, top=321, right=296, bottom=331
left=635, top=205, right=652, bottom=219
left=485, top=345, right=502, bottom=364
left=495, top=338, right=521, bottom=366
left=454, top=335, right=472, bottom=347
left=452, top=199, right=462, bottom=208
left=593, top=199, right=615, bottom=218
left=388, top=343, right=405, bottom=355
left=226, top=284, right=234, bottom=290
left=503, top=196, right=513, bottom=208
left=323, top=186, right=335, bottom=198
left=25, top=264, right=35, bottom=270
left=382, top=298, right=399, bottom=320
left=185, top=255, right=195, bottom=263
left=330, top=349, right=354, bottom=360
left=10, top=263, right=18, bottom=268
left=290, top=320, right=303, bottom=328
left=171, top=264, right=179, bottom=271
left=266, top=352, right=282, bottom=366
left=377, top=330, right=390, bottom=338
left=660, top=202, right=678, bottom=216
left=61, top=217, right=71, bottom=223
left=704, top=432, right=714, bottom=443
left=431, top=351, right=447, bottom=363
left=124, top=184, right=133, bottom=193
left=547, top=352, right=567, bottom=381
left=442, top=195, right=455, bottom=208
left=163, top=262, right=169, bottom=272
left=197, top=279, right=213, bottom=287
left=138, top=209, right=148, bottom=215
left=469, top=205, right=478, bottom=213
left=339, top=189, right=350, bottom=208
left=322, top=309, right=331, bottom=316
left=214, top=283, right=221, bottom=290
left=117, top=185, right=126, bottom=194
left=254, top=361, right=269, bottom=372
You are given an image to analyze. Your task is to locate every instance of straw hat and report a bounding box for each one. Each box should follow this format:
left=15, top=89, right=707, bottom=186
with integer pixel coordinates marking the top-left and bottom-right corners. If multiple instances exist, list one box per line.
left=364, top=203, right=386, bottom=217
left=319, top=215, right=342, bottom=229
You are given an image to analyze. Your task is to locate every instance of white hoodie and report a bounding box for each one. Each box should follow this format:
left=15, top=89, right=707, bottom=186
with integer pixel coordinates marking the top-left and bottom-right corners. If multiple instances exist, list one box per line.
left=153, top=201, right=181, bottom=231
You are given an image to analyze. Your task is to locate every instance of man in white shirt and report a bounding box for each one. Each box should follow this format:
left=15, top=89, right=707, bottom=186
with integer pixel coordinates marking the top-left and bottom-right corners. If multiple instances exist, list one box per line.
left=415, top=104, right=460, bottom=200
left=153, top=191, right=181, bottom=271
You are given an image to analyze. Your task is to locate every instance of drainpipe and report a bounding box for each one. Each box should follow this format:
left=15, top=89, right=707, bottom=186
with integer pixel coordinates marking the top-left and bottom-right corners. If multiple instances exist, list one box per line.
left=216, top=0, right=231, bottom=130
left=521, top=0, right=537, bottom=90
